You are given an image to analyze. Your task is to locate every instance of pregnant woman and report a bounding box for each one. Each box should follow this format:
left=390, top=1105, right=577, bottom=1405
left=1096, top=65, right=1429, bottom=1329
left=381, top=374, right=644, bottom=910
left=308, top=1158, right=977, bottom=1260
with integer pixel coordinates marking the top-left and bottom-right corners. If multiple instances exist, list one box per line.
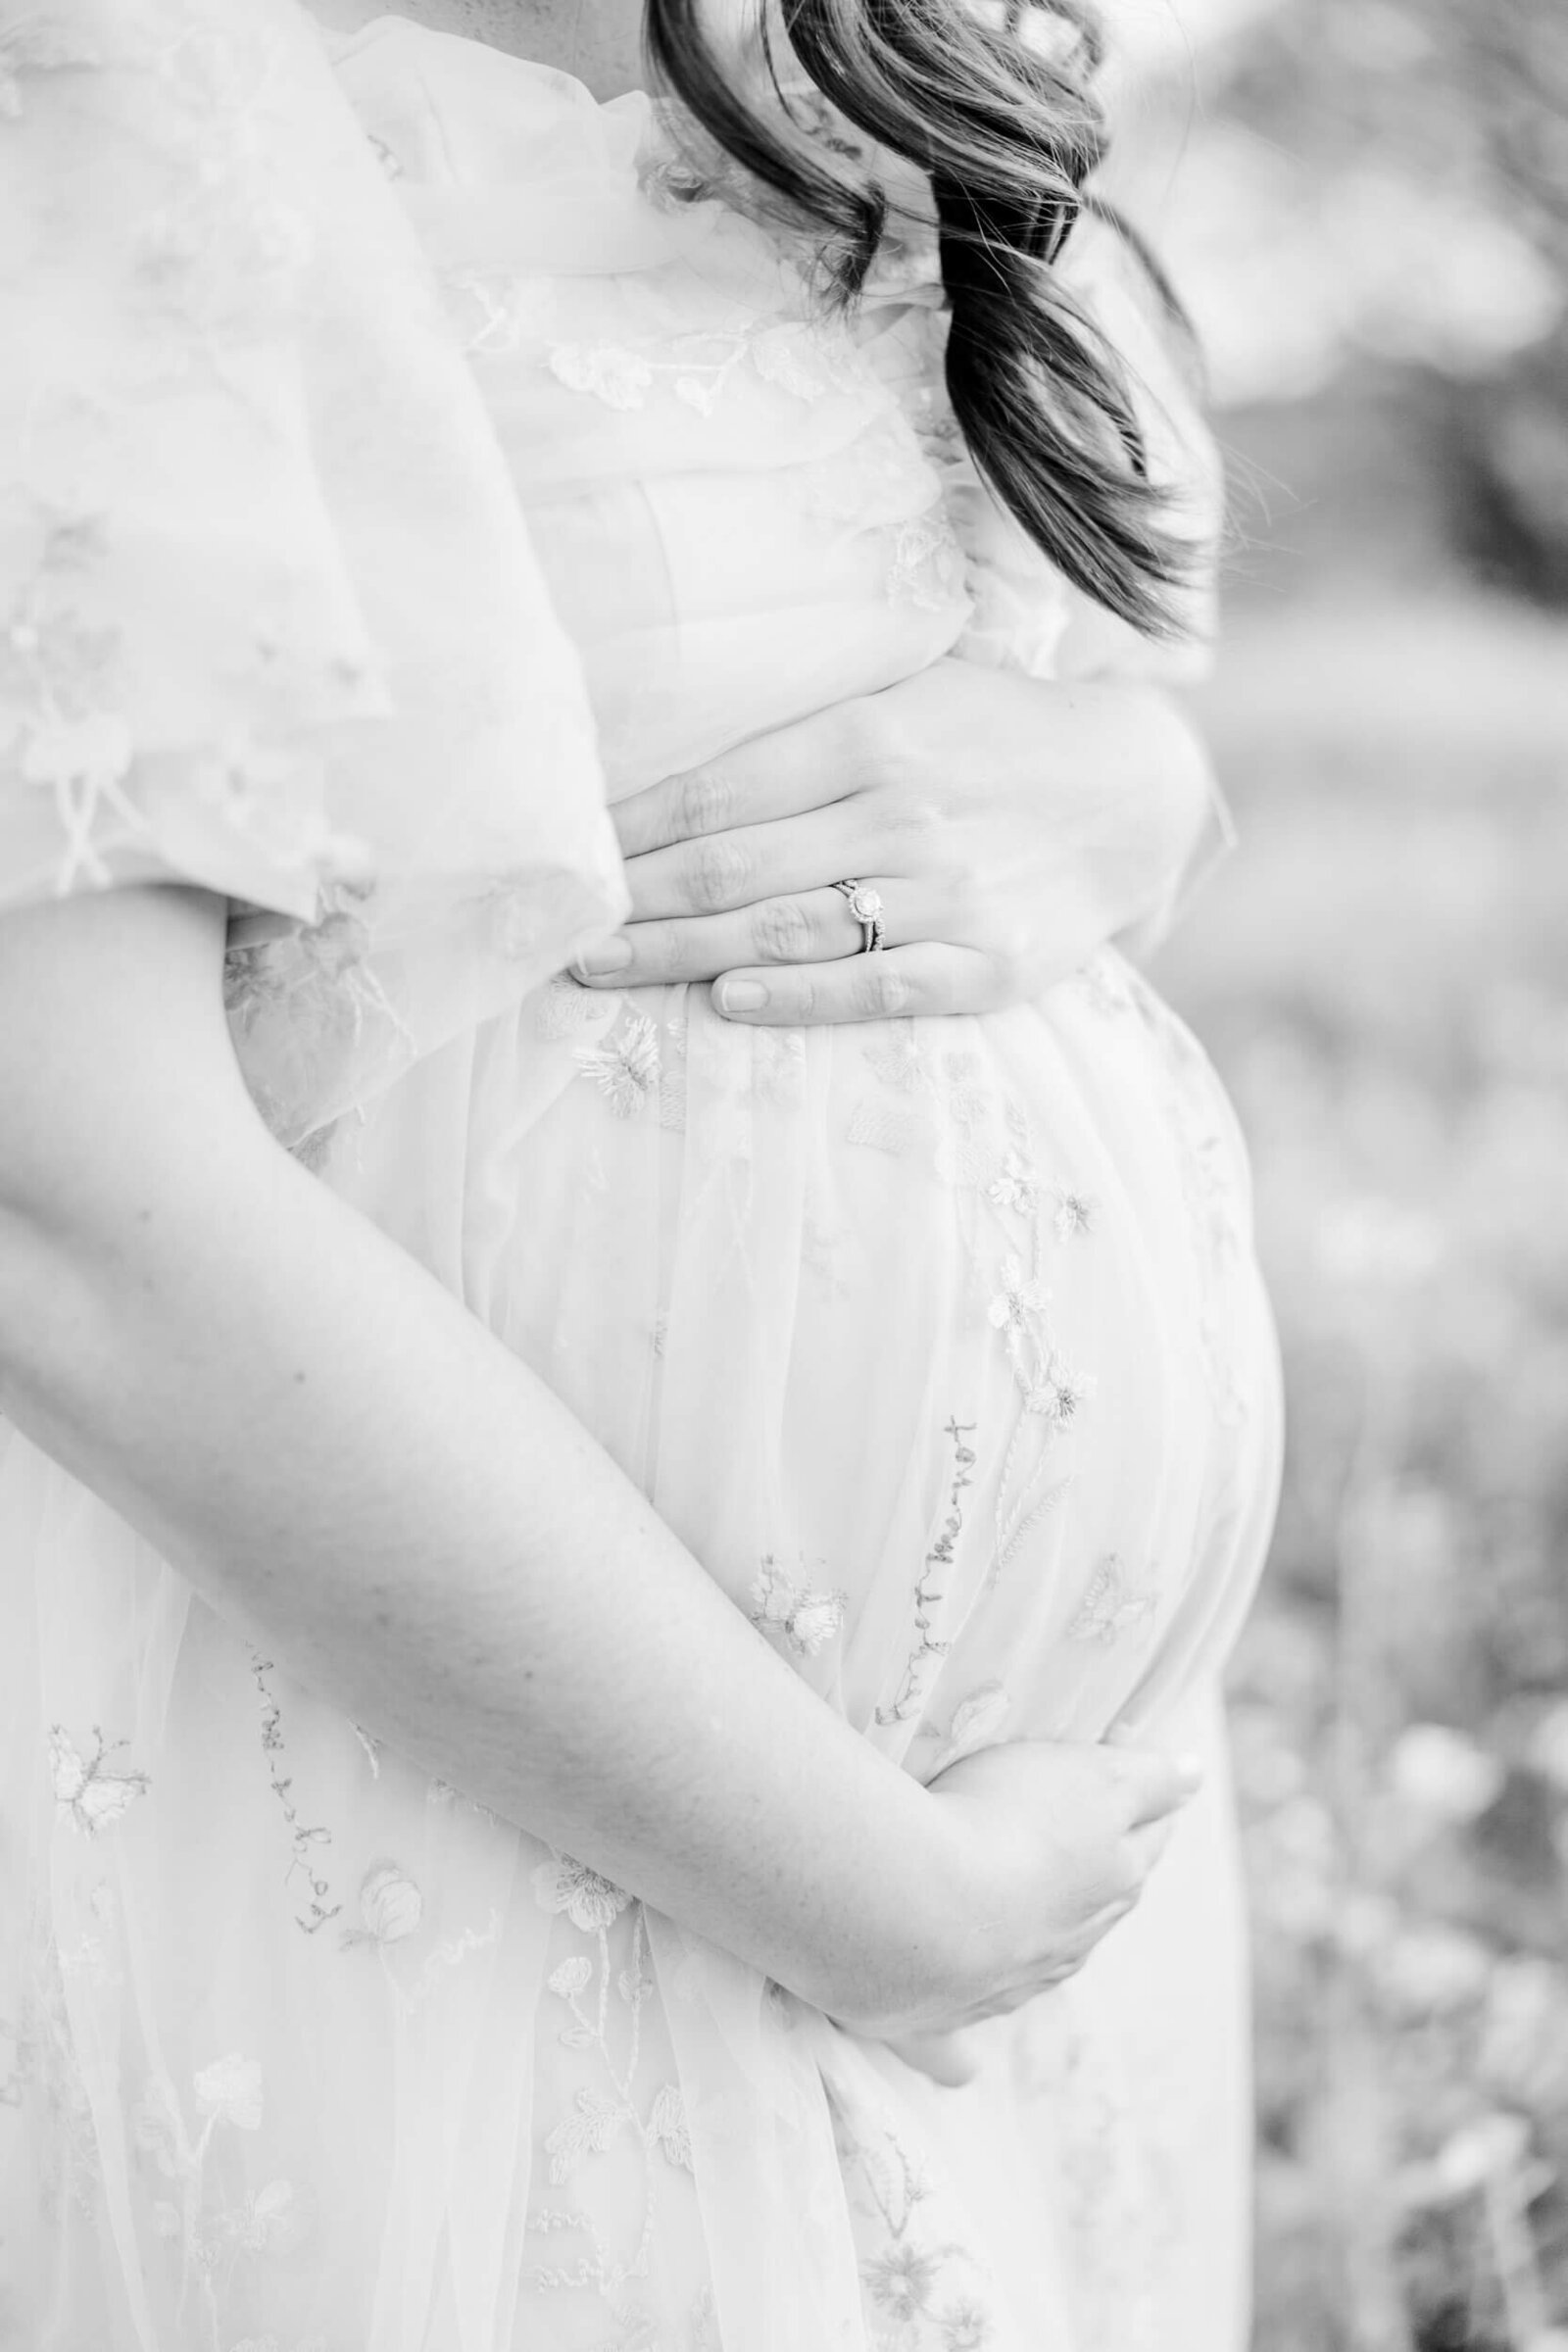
left=0, top=1, right=1280, bottom=2347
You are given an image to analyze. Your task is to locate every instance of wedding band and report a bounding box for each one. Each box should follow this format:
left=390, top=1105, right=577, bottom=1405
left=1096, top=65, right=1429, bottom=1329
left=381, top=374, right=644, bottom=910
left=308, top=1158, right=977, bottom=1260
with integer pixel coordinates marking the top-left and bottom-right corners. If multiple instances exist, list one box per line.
left=831, top=878, right=887, bottom=955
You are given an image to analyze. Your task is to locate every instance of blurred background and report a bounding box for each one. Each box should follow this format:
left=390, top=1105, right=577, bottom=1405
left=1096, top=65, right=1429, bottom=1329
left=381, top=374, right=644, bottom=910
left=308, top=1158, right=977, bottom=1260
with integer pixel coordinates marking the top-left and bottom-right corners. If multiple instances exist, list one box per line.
left=1112, top=4, right=1568, bottom=2345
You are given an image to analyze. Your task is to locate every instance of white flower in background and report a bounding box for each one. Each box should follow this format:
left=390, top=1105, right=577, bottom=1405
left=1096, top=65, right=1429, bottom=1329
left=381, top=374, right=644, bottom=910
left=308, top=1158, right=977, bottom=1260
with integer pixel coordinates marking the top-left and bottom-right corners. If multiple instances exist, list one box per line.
left=1388, top=1723, right=1505, bottom=1825
left=194, top=2053, right=264, bottom=2132
left=532, top=1852, right=629, bottom=1934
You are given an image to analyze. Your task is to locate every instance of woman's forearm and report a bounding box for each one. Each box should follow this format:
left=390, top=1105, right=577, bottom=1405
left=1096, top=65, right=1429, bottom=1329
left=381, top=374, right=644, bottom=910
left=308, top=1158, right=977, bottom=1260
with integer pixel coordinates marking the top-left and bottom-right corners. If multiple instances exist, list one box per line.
left=0, top=884, right=961, bottom=2024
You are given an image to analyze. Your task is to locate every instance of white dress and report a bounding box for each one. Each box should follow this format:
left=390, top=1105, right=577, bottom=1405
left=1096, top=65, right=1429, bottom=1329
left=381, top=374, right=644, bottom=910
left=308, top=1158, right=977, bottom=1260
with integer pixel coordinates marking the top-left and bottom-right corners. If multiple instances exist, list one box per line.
left=0, top=7, right=1282, bottom=2350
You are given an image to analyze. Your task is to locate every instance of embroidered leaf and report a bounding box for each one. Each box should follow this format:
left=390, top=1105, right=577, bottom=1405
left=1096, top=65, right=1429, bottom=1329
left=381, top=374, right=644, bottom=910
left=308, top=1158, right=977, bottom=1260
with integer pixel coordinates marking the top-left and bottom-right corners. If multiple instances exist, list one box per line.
left=650, top=2082, right=694, bottom=2172
left=547, top=1955, right=594, bottom=1999
left=545, top=2089, right=630, bottom=2182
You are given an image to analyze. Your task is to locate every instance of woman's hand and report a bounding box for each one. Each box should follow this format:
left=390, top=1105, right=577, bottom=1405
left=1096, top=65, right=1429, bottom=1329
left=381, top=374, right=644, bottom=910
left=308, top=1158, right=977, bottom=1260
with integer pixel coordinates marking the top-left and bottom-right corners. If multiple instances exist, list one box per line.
left=573, top=661, right=1216, bottom=1022
left=830, top=1731, right=1202, bottom=2047
left=871, top=1726, right=1198, bottom=2084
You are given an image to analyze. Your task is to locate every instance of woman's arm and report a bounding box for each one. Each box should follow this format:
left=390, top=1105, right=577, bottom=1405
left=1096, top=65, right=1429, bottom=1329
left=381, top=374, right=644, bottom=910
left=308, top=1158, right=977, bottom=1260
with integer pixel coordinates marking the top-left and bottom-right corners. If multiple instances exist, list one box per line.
left=573, top=662, right=1218, bottom=1019
left=0, top=882, right=1195, bottom=2034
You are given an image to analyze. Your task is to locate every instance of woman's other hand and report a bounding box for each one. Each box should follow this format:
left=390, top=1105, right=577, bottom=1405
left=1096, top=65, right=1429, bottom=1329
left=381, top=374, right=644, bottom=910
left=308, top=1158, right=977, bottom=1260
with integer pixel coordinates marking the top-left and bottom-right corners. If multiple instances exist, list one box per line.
left=833, top=1731, right=1201, bottom=2047
left=574, top=660, right=1217, bottom=1022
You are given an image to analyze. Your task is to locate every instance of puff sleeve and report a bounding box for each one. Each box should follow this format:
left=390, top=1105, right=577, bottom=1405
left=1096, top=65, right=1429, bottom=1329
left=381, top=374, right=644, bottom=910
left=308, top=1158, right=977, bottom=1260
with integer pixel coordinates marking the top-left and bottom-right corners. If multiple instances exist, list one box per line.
left=0, top=0, right=626, bottom=1146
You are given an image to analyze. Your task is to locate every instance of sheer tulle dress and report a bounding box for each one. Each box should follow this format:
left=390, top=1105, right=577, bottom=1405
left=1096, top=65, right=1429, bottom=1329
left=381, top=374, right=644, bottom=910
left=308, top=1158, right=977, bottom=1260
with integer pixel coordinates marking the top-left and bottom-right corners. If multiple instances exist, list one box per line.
left=0, top=7, right=1281, bottom=2349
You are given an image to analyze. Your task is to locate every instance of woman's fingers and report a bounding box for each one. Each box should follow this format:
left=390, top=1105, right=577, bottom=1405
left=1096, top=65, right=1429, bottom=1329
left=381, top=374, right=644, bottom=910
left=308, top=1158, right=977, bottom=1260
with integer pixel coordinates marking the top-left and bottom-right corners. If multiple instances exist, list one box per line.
left=1106, top=1745, right=1204, bottom=1829
left=885, top=2028, right=984, bottom=2088
left=710, top=943, right=1000, bottom=1025
left=621, top=805, right=867, bottom=923
left=606, top=738, right=851, bottom=860
left=575, top=887, right=874, bottom=988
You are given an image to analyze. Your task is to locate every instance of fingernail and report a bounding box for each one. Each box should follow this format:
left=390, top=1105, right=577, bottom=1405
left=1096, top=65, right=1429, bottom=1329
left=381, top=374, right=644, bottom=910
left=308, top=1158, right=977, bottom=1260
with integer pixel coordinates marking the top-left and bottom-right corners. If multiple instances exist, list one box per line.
left=716, top=979, right=767, bottom=1013
left=574, top=936, right=632, bottom=978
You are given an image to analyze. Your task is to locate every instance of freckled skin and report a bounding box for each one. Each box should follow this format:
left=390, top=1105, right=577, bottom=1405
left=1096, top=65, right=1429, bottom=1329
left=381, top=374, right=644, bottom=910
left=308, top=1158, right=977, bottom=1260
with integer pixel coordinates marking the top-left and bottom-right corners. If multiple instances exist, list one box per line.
left=306, top=0, right=649, bottom=96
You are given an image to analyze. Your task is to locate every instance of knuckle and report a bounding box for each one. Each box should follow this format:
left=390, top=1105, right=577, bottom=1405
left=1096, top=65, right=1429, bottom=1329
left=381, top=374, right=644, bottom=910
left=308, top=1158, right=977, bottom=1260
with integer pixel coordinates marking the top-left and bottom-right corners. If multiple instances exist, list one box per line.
left=647, top=922, right=688, bottom=979
left=854, top=963, right=910, bottom=1019
left=879, top=791, right=948, bottom=851
left=683, top=833, right=750, bottom=913
left=750, top=896, right=815, bottom=962
left=675, top=765, right=733, bottom=842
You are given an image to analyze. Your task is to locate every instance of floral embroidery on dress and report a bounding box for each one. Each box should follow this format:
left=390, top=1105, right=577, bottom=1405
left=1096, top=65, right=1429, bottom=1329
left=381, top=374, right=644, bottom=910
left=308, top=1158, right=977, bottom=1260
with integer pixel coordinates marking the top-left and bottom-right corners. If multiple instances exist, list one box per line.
left=549, top=343, right=656, bottom=411
left=48, top=1726, right=149, bottom=1837
left=829, top=2092, right=999, bottom=2352
left=1053, top=1186, right=1098, bottom=1241
left=749, top=1557, right=847, bottom=1657
left=341, top=1860, right=423, bottom=1949
left=251, top=1654, right=341, bottom=1935
left=135, top=2055, right=305, bottom=2322
left=876, top=1419, right=975, bottom=1727
left=1068, top=1553, right=1160, bottom=1647
left=529, top=1903, right=704, bottom=2328
left=533, top=1852, right=631, bottom=1935
left=575, top=1010, right=662, bottom=1116
left=885, top=508, right=967, bottom=612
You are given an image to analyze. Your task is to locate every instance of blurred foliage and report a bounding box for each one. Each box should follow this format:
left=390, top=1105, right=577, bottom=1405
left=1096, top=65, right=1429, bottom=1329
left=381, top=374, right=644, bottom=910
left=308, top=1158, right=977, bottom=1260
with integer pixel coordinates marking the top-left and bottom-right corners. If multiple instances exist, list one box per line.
left=1158, top=582, right=1568, bottom=2349
left=1144, top=0, right=1568, bottom=604
left=1140, top=16, right=1568, bottom=2339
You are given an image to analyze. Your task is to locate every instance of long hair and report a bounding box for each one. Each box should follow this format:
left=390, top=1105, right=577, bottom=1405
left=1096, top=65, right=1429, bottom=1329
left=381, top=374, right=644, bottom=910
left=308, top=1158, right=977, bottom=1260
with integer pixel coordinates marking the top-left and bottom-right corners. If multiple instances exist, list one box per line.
left=644, top=0, right=1198, bottom=638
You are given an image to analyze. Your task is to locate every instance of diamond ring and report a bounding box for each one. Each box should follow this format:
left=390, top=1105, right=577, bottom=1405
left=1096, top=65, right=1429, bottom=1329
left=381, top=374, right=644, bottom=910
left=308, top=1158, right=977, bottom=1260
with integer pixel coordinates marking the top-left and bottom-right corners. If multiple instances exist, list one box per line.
left=831, top=878, right=887, bottom=954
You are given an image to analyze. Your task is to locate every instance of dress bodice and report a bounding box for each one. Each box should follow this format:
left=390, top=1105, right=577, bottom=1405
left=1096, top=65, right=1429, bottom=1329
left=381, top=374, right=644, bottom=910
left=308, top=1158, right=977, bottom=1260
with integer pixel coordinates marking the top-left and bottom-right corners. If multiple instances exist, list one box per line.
left=330, top=18, right=980, bottom=795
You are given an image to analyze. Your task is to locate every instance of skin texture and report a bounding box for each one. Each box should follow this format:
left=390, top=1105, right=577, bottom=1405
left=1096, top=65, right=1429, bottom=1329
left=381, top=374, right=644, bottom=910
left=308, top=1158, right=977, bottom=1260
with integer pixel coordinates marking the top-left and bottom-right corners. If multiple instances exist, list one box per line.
left=2, top=2, right=1219, bottom=2079
left=0, top=886, right=1198, bottom=2036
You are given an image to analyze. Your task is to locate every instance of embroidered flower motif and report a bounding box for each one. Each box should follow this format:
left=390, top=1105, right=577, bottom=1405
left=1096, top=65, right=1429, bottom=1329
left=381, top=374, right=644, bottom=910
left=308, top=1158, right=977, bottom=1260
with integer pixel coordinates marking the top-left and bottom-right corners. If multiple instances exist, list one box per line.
left=939, top=2300, right=995, bottom=2350
left=1022, top=1350, right=1096, bottom=1427
left=193, top=2053, right=264, bottom=2132
left=885, top=509, right=966, bottom=612
left=1068, top=1553, right=1159, bottom=1646
left=548, top=343, right=654, bottom=411
left=532, top=1853, right=630, bottom=1934
left=1053, top=1187, right=1098, bottom=1241
left=575, top=1013, right=661, bottom=1116
left=352, top=1861, right=423, bottom=1945
left=48, top=1727, right=149, bottom=1838
left=987, top=1149, right=1042, bottom=1216
left=864, top=2240, right=943, bottom=2321
left=863, top=1025, right=927, bottom=1093
left=749, top=325, right=832, bottom=403
left=750, top=1559, right=848, bottom=1657
left=987, top=1255, right=1050, bottom=1334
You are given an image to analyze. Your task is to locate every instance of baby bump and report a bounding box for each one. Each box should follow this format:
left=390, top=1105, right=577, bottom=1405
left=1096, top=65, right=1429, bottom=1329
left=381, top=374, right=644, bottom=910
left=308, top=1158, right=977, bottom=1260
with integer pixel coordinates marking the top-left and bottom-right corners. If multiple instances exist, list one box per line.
left=472, top=951, right=1279, bottom=1760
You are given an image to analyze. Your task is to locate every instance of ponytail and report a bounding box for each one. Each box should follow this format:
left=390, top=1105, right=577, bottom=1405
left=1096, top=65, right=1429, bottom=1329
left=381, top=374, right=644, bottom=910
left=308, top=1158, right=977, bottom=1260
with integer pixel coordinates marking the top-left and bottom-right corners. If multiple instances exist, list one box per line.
left=644, top=0, right=1199, bottom=638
